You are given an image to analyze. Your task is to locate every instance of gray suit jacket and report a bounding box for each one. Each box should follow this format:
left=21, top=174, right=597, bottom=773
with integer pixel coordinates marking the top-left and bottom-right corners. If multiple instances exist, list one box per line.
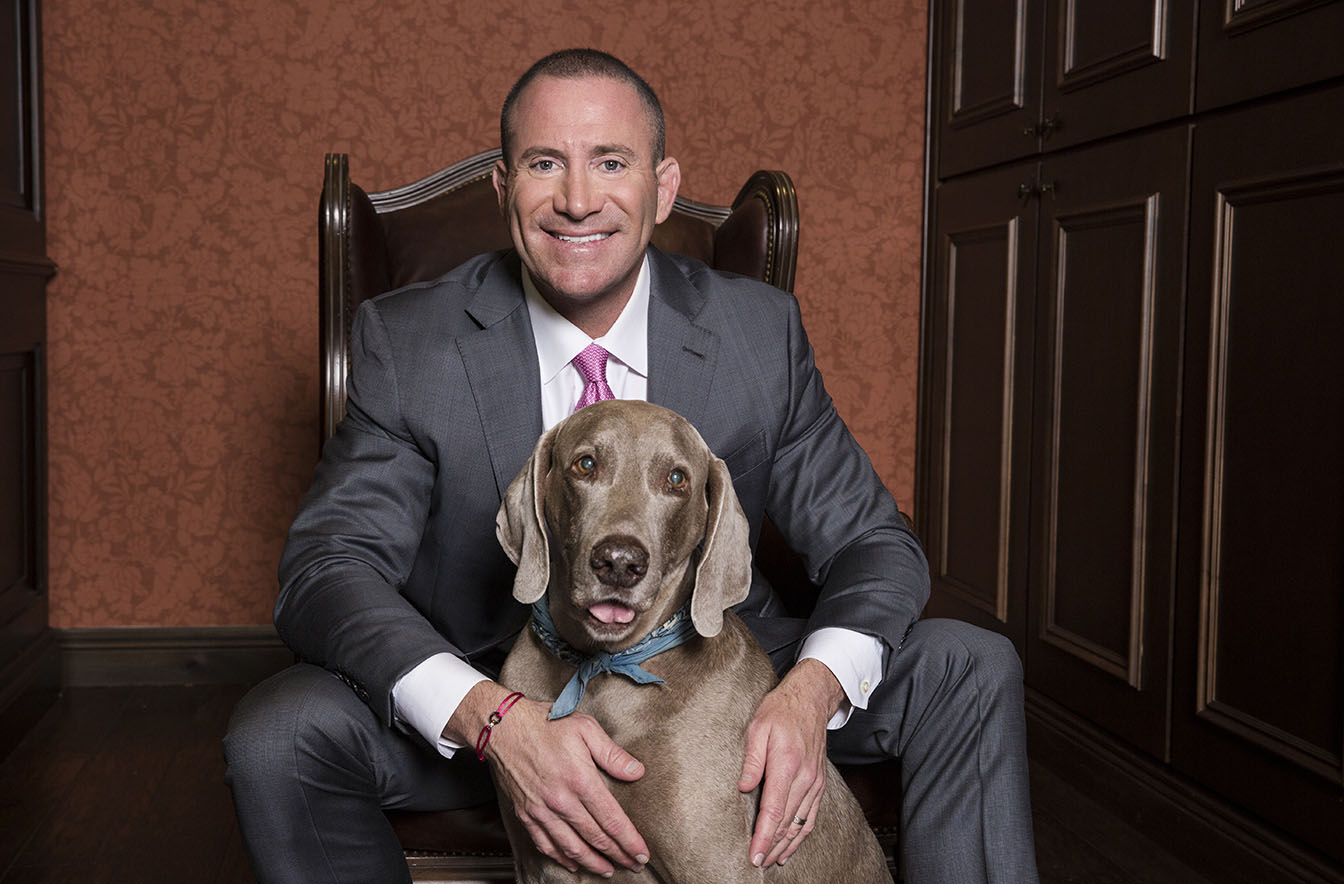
left=276, top=247, right=929, bottom=725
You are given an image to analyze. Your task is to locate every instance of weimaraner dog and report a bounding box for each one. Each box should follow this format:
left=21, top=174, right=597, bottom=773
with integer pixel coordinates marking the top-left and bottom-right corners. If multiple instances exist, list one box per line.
left=495, top=400, right=892, bottom=883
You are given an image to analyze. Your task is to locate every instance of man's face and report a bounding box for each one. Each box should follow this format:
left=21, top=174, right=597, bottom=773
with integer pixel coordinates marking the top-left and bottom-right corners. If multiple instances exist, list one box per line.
left=493, top=75, right=680, bottom=329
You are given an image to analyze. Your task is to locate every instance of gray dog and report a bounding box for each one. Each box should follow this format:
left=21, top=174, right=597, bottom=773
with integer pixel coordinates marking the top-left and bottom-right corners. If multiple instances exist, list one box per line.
left=495, top=400, right=892, bottom=883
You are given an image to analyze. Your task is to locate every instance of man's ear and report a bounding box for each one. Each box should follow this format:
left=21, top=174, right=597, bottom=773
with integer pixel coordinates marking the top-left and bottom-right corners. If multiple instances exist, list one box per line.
left=496, top=424, right=559, bottom=604
left=654, top=156, right=681, bottom=224
left=492, top=159, right=510, bottom=214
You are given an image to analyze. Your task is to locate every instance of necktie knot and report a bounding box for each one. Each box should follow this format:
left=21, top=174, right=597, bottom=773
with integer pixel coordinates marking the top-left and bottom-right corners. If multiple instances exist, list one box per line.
left=572, top=343, right=614, bottom=411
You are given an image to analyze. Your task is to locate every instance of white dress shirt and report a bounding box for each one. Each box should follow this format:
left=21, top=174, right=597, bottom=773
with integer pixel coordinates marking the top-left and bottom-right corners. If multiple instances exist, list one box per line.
left=393, top=256, right=884, bottom=754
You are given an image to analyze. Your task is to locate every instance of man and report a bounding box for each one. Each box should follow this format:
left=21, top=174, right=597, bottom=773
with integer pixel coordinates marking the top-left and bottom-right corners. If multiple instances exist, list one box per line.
left=225, top=49, right=1038, bottom=884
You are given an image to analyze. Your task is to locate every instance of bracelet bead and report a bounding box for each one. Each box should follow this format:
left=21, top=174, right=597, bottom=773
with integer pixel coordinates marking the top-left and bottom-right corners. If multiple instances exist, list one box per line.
left=475, top=691, right=524, bottom=760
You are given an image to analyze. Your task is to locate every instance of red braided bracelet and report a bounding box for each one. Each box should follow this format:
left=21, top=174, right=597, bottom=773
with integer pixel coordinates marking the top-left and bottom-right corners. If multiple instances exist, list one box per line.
left=476, top=691, right=525, bottom=760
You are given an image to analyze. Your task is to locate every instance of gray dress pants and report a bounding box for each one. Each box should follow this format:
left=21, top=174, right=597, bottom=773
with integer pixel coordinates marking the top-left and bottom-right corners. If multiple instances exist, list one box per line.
left=223, top=618, right=1039, bottom=884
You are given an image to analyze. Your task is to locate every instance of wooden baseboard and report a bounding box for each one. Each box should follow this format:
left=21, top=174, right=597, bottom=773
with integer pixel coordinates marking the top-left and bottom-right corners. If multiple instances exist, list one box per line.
left=58, top=626, right=293, bottom=687
left=0, top=629, right=60, bottom=759
left=1026, top=688, right=1344, bottom=884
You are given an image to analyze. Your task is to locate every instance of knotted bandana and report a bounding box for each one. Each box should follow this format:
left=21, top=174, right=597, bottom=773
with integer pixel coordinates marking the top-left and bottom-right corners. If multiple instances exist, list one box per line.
left=530, top=596, right=697, bottom=719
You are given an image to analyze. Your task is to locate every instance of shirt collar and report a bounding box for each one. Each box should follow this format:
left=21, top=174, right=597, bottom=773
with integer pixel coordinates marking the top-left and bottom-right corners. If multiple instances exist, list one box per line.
left=523, top=254, right=651, bottom=385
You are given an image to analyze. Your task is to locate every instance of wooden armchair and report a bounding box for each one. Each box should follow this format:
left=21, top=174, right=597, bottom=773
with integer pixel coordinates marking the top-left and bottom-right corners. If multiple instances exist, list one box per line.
left=317, top=150, right=900, bottom=879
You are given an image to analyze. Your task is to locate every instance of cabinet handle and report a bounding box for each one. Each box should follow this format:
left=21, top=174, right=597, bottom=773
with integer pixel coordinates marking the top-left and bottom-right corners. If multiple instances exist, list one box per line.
left=1024, top=113, right=1063, bottom=139
left=1017, top=180, right=1057, bottom=200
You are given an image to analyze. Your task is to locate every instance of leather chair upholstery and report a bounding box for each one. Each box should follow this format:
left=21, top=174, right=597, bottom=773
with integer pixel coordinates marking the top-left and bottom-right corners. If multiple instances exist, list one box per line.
left=317, top=151, right=899, bottom=879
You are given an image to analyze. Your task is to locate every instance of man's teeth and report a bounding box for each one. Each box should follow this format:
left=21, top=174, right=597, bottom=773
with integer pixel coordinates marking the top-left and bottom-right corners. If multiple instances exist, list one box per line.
left=555, top=233, right=610, bottom=243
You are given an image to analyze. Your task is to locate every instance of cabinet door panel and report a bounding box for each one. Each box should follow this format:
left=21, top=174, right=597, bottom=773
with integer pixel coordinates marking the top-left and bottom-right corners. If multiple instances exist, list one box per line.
left=1196, top=0, right=1344, bottom=112
left=919, top=163, right=1038, bottom=652
left=1042, top=0, right=1195, bottom=151
left=934, top=0, right=1043, bottom=178
left=1175, top=85, right=1344, bottom=863
left=0, top=0, right=53, bottom=757
left=1026, top=128, right=1189, bottom=758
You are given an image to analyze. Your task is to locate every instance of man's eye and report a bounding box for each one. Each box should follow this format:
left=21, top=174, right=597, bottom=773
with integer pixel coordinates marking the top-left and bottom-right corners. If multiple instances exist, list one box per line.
left=600, top=159, right=624, bottom=172
left=574, top=455, right=597, bottom=475
left=667, top=468, right=687, bottom=489
left=532, top=159, right=557, bottom=173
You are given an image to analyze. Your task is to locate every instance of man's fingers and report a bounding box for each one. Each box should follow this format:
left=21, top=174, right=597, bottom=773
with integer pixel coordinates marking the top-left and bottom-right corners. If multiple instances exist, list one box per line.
left=490, top=705, right=648, bottom=872
left=738, top=723, right=767, bottom=793
left=519, top=814, right=583, bottom=874
left=566, top=789, right=649, bottom=868
left=521, top=795, right=631, bottom=876
left=585, top=722, right=646, bottom=783
left=750, top=745, right=806, bottom=865
left=577, top=722, right=651, bottom=864
left=766, top=776, right=824, bottom=866
left=777, top=790, right=823, bottom=865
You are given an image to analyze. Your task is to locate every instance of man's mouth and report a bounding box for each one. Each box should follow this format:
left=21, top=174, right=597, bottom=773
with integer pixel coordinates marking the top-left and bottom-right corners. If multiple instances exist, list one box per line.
left=552, top=232, right=611, bottom=244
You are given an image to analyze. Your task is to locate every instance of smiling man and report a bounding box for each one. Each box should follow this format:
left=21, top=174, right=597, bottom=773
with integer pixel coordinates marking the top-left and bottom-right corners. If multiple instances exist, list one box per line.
left=224, top=50, right=1039, bottom=884
left=494, top=71, right=680, bottom=336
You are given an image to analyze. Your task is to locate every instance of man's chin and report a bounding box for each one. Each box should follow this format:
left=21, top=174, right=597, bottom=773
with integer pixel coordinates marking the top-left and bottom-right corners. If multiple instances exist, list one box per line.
left=526, top=268, right=642, bottom=323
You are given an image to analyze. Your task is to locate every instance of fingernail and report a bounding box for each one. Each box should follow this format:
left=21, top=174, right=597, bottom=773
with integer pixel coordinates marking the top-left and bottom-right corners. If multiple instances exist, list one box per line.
left=635, top=854, right=649, bottom=865
left=778, top=855, right=789, bottom=865
left=753, top=853, right=765, bottom=867
left=625, top=759, right=642, bottom=775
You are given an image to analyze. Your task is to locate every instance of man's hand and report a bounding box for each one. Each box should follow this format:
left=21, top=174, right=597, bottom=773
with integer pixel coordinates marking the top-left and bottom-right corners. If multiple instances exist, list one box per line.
left=447, top=682, right=649, bottom=876
left=737, top=658, right=845, bottom=868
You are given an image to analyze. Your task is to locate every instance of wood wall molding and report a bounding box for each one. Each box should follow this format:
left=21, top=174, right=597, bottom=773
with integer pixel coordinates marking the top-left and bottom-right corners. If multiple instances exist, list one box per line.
left=1037, top=196, right=1161, bottom=690
left=59, top=626, right=292, bottom=687
left=934, top=220, right=1022, bottom=623
left=1027, top=689, right=1344, bottom=884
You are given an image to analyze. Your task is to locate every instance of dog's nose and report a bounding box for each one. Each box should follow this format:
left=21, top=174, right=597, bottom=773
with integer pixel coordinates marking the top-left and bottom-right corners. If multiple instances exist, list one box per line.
left=590, top=536, right=649, bottom=588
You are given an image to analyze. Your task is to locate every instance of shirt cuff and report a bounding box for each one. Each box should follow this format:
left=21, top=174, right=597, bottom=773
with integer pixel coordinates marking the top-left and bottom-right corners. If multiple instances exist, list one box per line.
left=797, top=627, right=885, bottom=730
left=391, top=652, right=490, bottom=758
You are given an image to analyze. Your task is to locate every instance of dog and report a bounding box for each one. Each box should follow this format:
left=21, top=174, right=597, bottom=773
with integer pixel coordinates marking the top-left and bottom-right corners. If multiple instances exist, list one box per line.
left=495, top=400, right=892, bottom=883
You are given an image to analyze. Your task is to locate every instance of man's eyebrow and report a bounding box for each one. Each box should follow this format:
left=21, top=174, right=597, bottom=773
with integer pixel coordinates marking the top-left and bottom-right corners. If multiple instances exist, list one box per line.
left=514, top=144, right=641, bottom=164
left=591, top=143, right=639, bottom=159
left=515, top=146, right=563, bottom=164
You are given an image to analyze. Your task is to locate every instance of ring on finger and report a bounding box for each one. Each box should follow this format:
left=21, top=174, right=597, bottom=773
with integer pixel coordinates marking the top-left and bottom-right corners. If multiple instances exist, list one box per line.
left=791, top=815, right=807, bottom=826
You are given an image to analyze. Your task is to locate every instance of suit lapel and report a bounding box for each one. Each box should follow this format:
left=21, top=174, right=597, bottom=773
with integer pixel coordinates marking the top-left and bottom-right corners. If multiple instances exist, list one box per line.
left=456, top=249, right=720, bottom=496
left=457, top=256, right=545, bottom=499
left=646, top=249, right=719, bottom=429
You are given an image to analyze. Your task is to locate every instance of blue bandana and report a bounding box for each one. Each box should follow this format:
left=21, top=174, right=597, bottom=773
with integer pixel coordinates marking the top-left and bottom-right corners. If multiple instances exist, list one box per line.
left=530, top=597, right=697, bottom=719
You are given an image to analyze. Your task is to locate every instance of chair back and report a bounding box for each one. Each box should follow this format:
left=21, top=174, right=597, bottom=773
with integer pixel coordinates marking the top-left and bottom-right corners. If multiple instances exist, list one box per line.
left=318, top=149, right=798, bottom=447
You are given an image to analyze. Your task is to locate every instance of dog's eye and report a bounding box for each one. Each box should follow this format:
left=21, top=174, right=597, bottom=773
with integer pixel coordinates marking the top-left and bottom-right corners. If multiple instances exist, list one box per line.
left=574, top=455, right=597, bottom=475
left=667, top=468, right=687, bottom=489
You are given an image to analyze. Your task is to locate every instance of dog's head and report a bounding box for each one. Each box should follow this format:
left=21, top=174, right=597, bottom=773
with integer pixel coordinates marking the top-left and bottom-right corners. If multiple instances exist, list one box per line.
left=497, top=400, right=752, bottom=653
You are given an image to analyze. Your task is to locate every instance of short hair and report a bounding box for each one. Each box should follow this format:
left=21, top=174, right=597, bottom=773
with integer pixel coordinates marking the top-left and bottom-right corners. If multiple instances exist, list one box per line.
left=500, top=49, right=666, bottom=165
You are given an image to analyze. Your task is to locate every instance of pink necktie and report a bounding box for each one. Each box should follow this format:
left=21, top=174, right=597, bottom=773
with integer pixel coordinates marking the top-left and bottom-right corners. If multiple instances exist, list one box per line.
left=572, top=343, right=615, bottom=412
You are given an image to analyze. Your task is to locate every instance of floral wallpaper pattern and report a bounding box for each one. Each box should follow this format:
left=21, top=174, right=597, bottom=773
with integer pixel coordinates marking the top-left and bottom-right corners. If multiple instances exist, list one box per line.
left=42, top=0, right=929, bottom=627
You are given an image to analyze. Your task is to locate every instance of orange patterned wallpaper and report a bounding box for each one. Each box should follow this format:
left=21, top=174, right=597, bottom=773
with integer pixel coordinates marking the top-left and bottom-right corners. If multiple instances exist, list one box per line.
left=42, top=0, right=928, bottom=628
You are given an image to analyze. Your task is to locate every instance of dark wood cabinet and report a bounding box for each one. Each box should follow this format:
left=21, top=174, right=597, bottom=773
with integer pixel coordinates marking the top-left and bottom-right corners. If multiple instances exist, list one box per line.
left=0, top=0, right=55, bottom=759
left=921, top=160, right=1038, bottom=653
left=923, top=128, right=1189, bottom=758
left=1195, top=0, right=1344, bottom=111
left=1022, top=128, right=1188, bottom=761
left=920, top=1, right=1344, bottom=877
left=1172, top=84, right=1344, bottom=866
left=934, top=0, right=1195, bottom=177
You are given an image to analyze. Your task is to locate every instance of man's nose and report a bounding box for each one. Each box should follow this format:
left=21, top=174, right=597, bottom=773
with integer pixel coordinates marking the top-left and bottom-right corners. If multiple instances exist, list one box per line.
left=556, top=168, right=596, bottom=219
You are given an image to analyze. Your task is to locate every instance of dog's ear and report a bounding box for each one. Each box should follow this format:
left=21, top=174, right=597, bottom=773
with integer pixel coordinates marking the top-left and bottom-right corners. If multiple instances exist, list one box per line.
left=691, top=455, right=753, bottom=636
left=496, top=425, right=558, bottom=604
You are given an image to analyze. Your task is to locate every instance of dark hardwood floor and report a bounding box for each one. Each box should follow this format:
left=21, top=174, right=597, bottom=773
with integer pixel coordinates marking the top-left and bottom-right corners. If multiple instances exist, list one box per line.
left=0, top=685, right=1215, bottom=883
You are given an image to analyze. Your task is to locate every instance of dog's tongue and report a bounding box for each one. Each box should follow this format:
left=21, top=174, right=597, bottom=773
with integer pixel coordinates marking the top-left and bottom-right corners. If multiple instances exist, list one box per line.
left=589, top=602, right=636, bottom=624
